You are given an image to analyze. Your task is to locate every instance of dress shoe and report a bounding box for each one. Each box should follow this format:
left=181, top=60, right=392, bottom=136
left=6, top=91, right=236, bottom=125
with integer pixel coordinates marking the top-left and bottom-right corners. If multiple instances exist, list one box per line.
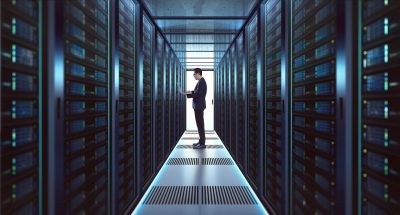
left=193, top=144, right=206, bottom=149
left=192, top=142, right=200, bottom=146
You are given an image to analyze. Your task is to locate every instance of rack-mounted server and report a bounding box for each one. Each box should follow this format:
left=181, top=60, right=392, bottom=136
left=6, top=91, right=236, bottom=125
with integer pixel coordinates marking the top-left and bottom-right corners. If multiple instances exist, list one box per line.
left=291, top=0, right=337, bottom=214
left=360, top=0, right=400, bottom=214
left=154, top=33, right=164, bottom=169
left=117, top=0, right=137, bottom=213
left=236, top=33, right=246, bottom=169
left=1, top=1, right=41, bottom=214
left=246, top=13, right=261, bottom=189
left=164, top=45, right=171, bottom=158
left=230, top=45, right=237, bottom=158
left=141, top=14, right=154, bottom=187
left=264, top=0, right=284, bottom=213
left=63, top=0, right=109, bottom=213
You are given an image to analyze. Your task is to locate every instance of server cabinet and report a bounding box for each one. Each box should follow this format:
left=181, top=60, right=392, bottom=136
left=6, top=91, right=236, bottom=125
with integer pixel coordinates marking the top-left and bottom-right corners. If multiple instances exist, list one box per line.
left=263, top=0, right=285, bottom=214
left=117, top=0, right=138, bottom=213
left=359, top=0, right=400, bottom=214
left=1, top=1, right=42, bottom=214
left=179, top=66, right=183, bottom=134
left=230, top=45, right=237, bottom=158
left=154, top=32, right=164, bottom=169
left=215, top=67, right=220, bottom=134
left=291, top=0, right=338, bottom=214
left=62, top=0, right=109, bottom=213
left=246, top=13, right=262, bottom=189
left=140, top=13, right=154, bottom=187
left=174, top=59, right=179, bottom=143
left=169, top=57, right=176, bottom=150
left=225, top=53, right=231, bottom=150
left=221, top=59, right=226, bottom=143
left=179, top=65, right=184, bottom=135
left=164, top=45, right=171, bottom=158
left=236, top=33, right=246, bottom=169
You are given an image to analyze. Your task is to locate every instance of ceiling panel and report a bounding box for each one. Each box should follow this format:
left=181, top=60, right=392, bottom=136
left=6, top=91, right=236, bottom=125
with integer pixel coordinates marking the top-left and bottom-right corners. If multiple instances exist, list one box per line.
left=143, top=0, right=257, bottom=17
left=142, top=0, right=258, bottom=69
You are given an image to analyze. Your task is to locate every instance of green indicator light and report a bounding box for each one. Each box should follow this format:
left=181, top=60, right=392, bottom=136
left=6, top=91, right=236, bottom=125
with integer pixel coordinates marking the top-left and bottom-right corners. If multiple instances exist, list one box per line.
left=12, top=72, right=17, bottom=91
left=384, top=72, right=388, bottom=91
left=384, top=44, right=389, bottom=63
left=12, top=128, right=17, bottom=147
left=384, top=194, right=389, bottom=202
left=12, top=0, right=16, bottom=5
left=12, top=194, right=17, bottom=200
left=384, top=129, right=389, bottom=147
left=384, top=0, right=389, bottom=6
left=12, top=18, right=16, bottom=35
left=12, top=166, right=17, bottom=175
left=384, top=166, right=388, bottom=175
left=384, top=158, right=389, bottom=175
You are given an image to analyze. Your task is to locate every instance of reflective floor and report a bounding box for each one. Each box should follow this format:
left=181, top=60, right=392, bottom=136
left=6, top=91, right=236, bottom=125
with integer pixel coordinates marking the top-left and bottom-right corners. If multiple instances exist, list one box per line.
left=132, top=131, right=268, bottom=215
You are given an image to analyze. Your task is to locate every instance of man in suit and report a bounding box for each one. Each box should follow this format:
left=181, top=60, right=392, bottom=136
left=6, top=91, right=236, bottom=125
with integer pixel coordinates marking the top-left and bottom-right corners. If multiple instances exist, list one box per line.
left=185, top=68, right=207, bottom=149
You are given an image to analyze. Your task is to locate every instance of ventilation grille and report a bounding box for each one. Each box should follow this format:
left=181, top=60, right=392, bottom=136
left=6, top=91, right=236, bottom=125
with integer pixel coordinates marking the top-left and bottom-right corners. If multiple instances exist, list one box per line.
left=143, top=186, right=199, bottom=205
left=143, top=186, right=257, bottom=205
left=202, top=158, right=234, bottom=165
left=166, top=158, right=200, bottom=165
left=167, top=158, right=234, bottom=165
left=202, top=186, right=257, bottom=205
left=176, top=145, right=224, bottom=149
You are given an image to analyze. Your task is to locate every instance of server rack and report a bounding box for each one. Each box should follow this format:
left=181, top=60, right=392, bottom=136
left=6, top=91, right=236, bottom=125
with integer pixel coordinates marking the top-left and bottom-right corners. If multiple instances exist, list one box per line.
left=263, top=0, right=285, bottom=214
left=359, top=1, right=400, bottom=214
left=221, top=58, right=226, bottom=144
left=179, top=64, right=184, bottom=136
left=154, top=32, right=164, bottom=169
left=1, top=1, right=42, bottom=214
left=117, top=0, right=138, bottom=213
left=62, top=0, right=109, bottom=213
left=291, top=0, right=338, bottom=214
left=179, top=66, right=185, bottom=135
left=164, top=45, right=171, bottom=158
left=236, top=33, right=246, bottom=169
left=226, top=53, right=231, bottom=150
left=230, top=45, right=237, bottom=158
left=169, top=57, right=176, bottom=151
left=141, top=13, right=154, bottom=187
left=215, top=67, right=220, bottom=135
left=246, top=13, right=262, bottom=189
left=174, top=58, right=179, bottom=144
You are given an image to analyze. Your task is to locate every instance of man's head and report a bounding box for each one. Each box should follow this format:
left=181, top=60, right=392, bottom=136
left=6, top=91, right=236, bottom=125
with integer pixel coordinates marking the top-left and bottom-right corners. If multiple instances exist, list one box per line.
left=193, top=68, right=202, bottom=80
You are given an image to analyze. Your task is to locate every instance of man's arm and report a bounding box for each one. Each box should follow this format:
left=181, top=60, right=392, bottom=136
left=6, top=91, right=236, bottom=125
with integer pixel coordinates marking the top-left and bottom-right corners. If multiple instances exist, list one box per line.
left=191, top=80, right=206, bottom=99
left=186, top=91, right=194, bottom=98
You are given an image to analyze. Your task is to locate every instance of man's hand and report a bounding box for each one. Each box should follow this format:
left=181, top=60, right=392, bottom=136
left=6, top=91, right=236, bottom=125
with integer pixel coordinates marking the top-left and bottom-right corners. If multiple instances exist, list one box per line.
left=184, top=91, right=192, bottom=94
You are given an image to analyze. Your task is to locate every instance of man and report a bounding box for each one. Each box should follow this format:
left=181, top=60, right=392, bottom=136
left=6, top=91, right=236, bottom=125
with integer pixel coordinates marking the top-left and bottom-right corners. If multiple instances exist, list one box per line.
left=185, top=68, right=207, bottom=149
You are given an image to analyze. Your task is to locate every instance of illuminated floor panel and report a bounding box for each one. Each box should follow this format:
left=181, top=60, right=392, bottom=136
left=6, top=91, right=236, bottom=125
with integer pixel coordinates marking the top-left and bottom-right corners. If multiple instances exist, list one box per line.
left=132, top=131, right=268, bottom=215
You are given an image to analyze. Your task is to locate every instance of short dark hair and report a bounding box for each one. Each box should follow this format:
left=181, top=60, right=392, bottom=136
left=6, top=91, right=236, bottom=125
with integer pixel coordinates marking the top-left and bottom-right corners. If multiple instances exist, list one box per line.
left=193, top=68, right=202, bottom=76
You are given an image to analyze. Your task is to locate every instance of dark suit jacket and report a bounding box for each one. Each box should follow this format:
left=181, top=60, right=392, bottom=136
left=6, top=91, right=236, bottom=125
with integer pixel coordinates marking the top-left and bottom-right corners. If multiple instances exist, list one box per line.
left=186, top=77, right=207, bottom=110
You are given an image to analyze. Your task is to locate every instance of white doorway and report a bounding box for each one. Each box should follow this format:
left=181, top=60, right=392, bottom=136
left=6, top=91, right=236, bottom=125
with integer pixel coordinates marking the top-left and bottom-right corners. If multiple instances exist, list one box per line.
left=186, top=70, right=214, bottom=131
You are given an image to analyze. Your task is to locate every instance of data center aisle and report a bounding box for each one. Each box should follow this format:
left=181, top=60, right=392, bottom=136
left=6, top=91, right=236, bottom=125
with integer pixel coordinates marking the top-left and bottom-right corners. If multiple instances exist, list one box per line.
left=132, top=131, right=268, bottom=215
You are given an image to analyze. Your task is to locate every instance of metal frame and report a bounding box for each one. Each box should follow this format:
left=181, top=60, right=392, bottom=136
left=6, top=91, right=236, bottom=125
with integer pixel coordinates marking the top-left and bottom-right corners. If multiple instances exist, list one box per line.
left=335, top=0, right=355, bottom=214
left=46, top=1, right=65, bottom=213
left=153, top=16, right=248, bottom=20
